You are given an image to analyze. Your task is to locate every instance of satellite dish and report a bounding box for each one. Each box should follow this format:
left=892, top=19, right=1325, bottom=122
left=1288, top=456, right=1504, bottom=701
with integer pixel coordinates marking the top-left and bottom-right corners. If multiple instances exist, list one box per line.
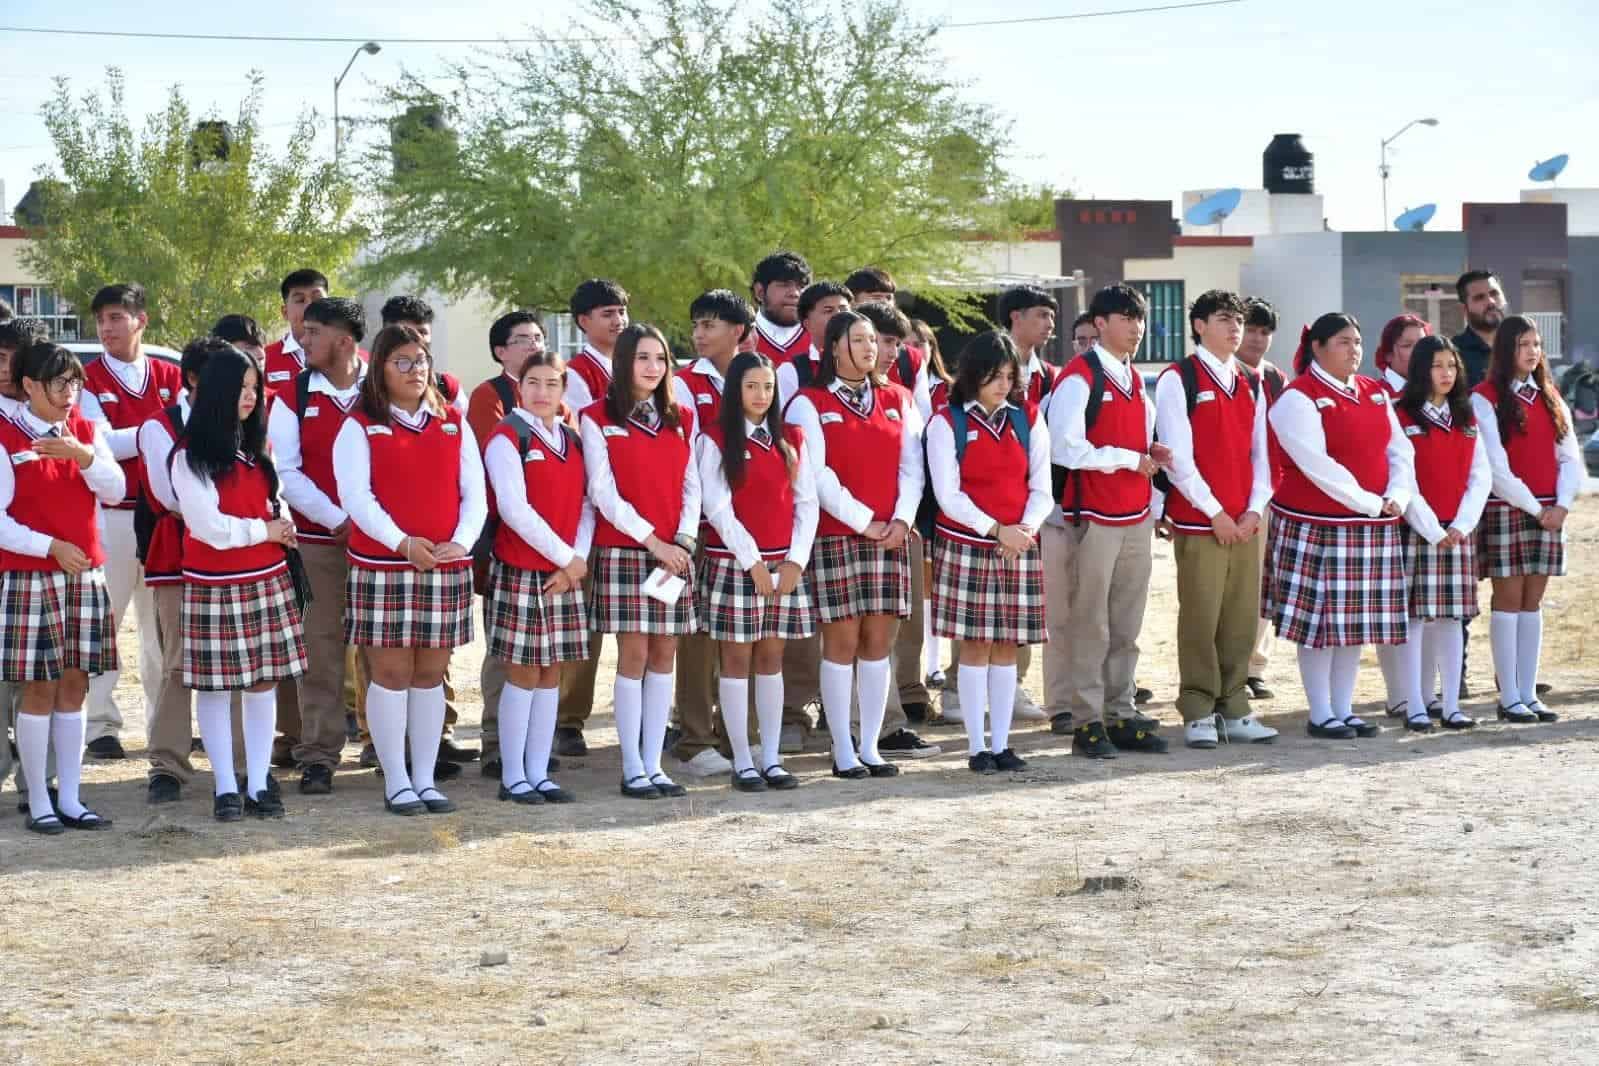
left=1529, top=154, right=1569, bottom=183
left=1183, top=187, right=1243, bottom=231
left=1394, top=203, right=1437, bottom=231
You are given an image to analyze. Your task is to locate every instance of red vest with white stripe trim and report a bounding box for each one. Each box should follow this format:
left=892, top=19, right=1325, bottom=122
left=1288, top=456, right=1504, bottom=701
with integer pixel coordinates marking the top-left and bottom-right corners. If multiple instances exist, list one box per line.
left=1473, top=382, right=1559, bottom=502
left=346, top=406, right=468, bottom=571
left=0, top=412, right=105, bottom=572
left=934, top=402, right=1035, bottom=545
left=141, top=408, right=185, bottom=585
left=1396, top=407, right=1477, bottom=525
left=930, top=380, right=950, bottom=415
left=583, top=401, right=692, bottom=549
left=568, top=349, right=612, bottom=405
left=490, top=417, right=585, bottom=573
left=1162, top=355, right=1259, bottom=534
left=83, top=354, right=183, bottom=509
left=1058, top=354, right=1151, bottom=526
left=275, top=378, right=359, bottom=543
left=1273, top=372, right=1396, bottom=524
left=263, top=340, right=369, bottom=397
left=1024, top=359, right=1058, bottom=407
left=679, top=367, right=724, bottom=439
left=700, top=422, right=803, bottom=560
left=179, top=455, right=286, bottom=585
left=754, top=323, right=810, bottom=367
left=801, top=381, right=911, bottom=539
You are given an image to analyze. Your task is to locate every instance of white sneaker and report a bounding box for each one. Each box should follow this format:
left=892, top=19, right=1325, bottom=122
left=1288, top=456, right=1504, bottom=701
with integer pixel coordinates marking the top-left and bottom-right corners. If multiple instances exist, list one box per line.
left=1220, top=714, right=1279, bottom=744
left=1013, top=690, right=1047, bottom=721
left=679, top=749, right=734, bottom=777
left=1184, top=718, right=1219, bottom=749
left=939, top=685, right=963, bottom=723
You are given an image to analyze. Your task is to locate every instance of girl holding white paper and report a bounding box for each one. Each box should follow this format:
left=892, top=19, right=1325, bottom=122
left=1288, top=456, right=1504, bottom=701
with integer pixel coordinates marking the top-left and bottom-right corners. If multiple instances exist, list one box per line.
left=580, top=324, right=701, bottom=800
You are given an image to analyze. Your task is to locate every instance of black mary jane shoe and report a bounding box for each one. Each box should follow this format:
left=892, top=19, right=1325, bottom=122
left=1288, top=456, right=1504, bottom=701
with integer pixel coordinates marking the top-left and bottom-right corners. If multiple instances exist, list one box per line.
left=1526, top=701, right=1559, bottom=723
left=1306, top=719, right=1357, bottom=740
left=1384, top=701, right=1408, bottom=720
left=862, top=760, right=900, bottom=778
left=1440, top=711, right=1477, bottom=731
left=1341, top=717, right=1380, bottom=739
left=968, top=750, right=998, bottom=775
left=384, top=788, right=427, bottom=816
left=648, top=773, right=688, bottom=798
left=17, top=785, right=59, bottom=815
left=532, top=780, right=576, bottom=804
left=731, top=767, right=769, bottom=793
left=1427, top=699, right=1444, bottom=720
left=25, top=813, right=64, bottom=836
left=214, top=793, right=243, bottom=822
left=1403, top=715, right=1434, bottom=734
left=245, top=788, right=286, bottom=819
left=621, top=775, right=662, bottom=799
left=831, top=762, right=870, bottom=780
left=498, top=782, right=545, bottom=805
left=417, top=787, right=457, bottom=814
left=1496, top=703, right=1538, bottom=724
left=760, top=764, right=800, bottom=791
left=58, top=808, right=113, bottom=831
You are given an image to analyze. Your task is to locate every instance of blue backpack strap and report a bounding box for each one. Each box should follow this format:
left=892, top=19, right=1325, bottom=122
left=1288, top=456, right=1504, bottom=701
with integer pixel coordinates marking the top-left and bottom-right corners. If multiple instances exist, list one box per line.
left=949, top=403, right=969, bottom=463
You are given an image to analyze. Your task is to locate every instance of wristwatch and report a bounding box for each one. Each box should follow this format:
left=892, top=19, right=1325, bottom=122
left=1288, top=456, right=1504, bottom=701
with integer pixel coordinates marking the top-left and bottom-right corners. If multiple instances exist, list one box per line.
left=673, top=534, right=697, bottom=554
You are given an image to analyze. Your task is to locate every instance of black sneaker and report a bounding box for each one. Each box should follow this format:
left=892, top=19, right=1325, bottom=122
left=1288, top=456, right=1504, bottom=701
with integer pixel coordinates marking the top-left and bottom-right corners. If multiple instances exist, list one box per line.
left=1107, top=720, right=1169, bottom=754
left=903, top=701, right=930, bottom=724
left=432, top=759, right=463, bottom=781
left=1073, top=722, right=1118, bottom=759
left=993, top=749, right=1028, bottom=772
left=147, top=774, right=181, bottom=804
left=438, top=738, right=479, bottom=763
left=555, top=727, right=588, bottom=757
left=1134, top=685, right=1154, bottom=705
left=299, top=764, right=334, bottom=795
left=190, top=737, right=205, bottom=753
left=481, top=756, right=502, bottom=779
left=1049, top=712, right=1075, bottom=735
left=662, top=725, right=684, bottom=753
left=1246, top=677, right=1273, bottom=700
left=213, top=793, right=243, bottom=822
left=244, top=788, right=286, bottom=819
left=968, top=750, right=998, bottom=774
left=1119, top=710, right=1162, bottom=732
left=359, top=743, right=379, bottom=769
left=270, top=744, right=298, bottom=769
left=878, top=728, right=941, bottom=759
left=85, top=736, right=126, bottom=760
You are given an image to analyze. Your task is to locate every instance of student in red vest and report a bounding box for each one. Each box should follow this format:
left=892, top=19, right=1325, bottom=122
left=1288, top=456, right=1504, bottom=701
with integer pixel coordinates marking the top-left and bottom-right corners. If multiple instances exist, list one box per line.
left=1, top=342, right=125, bottom=833
left=696, top=351, right=817, bottom=790
left=170, top=346, right=306, bottom=820
left=1236, top=298, right=1284, bottom=701
left=1470, top=315, right=1582, bottom=723
left=76, top=284, right=181, bottom=760
left=1043, top=284, right=1171, bottom=758
left=580, top=324, right=700, bottom=799
left=784, top=310, right=924, bottom=778
left=1155, top=291, right=1279, bottom=749
left=776, top=280, right=851, bottom=410
left=267, top=297, right=368, bottom=794
left=1265, top=313, right=1415, bottom=740
left=857, top=300, right=932, bottom=418
left=483, top=348, right=591, bottom=805
left=1391, top=336, right=1489, bottom=731
left=750, top=252, right=813, bottom=366
left=926, top=330, right=1050, bottom=772
left=263, top=269, right=328, bottom=394
left=334, top=325, right=486, bottom=815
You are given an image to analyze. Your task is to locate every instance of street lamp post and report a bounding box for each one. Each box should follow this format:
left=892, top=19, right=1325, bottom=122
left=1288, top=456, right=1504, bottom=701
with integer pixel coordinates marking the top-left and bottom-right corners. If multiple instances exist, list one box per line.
left=1380, top=117, right=1440, bottom=230
left=334, top=41, right=383, bottom=167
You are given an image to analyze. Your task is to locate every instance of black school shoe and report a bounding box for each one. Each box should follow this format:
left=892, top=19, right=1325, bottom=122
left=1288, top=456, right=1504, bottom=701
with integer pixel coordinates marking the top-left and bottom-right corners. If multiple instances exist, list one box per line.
left=968, top=750, right=998, bottom=775
left=1306, top=719, right=1357, bottom=740
left=555, top=728, right=588, bottom=757
left=1049, top=712, right=1075, bottom=735
left=1246, top=677, right=1273, bottom=700
left=299, top=764, right=334, bottom=795
left=1107, top=720, right=1169, bottom=754
left=438, top=738, right=479, bottom=763
left=244, top=788, right=286, bottom=819
left=1340, top=717, right=1380, bottom=739
left=1496, top=703, right=1539, bottom=724
left=148, top=774, right=182, bottom=804
left=903, top=701, right=930, bottom=724
left=621, top=775, right=661, bottom=799
left=862, top=760, right=900, bottom=778
left=1527, top=701, right=1559, bottom=723
left=59, top=808, right=113, bottom=830
left=731, top=767, right=769, bottom=793
left=993, top=749, right=1028, bottom=772
left=879, top=728, right=940, bottom=759
left=213, top=793, right=243, bottom=822
left=1072, top=722, right=1119, bottom=759
left=85, top=736, right=126, bottom=760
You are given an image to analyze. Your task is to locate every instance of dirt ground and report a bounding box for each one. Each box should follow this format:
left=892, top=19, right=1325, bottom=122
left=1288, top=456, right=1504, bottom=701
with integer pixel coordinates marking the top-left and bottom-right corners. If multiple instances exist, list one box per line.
left=2, top=500, right=1596, bottom=1066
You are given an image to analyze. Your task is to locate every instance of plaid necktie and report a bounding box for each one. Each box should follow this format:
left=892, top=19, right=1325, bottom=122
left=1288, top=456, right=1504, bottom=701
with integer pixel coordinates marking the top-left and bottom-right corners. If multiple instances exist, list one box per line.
left=631, top=401, right=659, bottom=429
left=751, top=426, right=772, bottom=447
left=837, top=382, right=868, bottom=414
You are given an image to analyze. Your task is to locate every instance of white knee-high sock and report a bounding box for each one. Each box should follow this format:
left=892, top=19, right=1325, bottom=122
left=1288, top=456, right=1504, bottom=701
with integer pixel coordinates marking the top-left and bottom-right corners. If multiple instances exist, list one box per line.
left=50, top=710, right=88, bottom=818
left=988, top=663, right=1019, bottom=753
left=958, top=663, right=990, bottom=755
left=855, top=656, right=891, bottom=765
left=1489, top=611, right=1520, bottom=708
left=641, top=670, right=673, bottom=779
left=720, top=675, right=753, bottom=772
left=16, top=713, right=54, bottom=819
left=1429, top=619, right=1465, bottom=716
left=613, top=676, right=645, bottom=781
left=1399, top=620, right=1429, bottom=721
left=195, top=690, right=238, bottom=796
left=1516, top=610, right=1543, bottom=705
left=366, top=682, right=413, bottom=797
left=754, top=673, right=783, bottom=770
left=1329, top=646, right=1362, bottom=718
left=240, top=689, right=276, bottom=797
left=1375, top=642, right=1407, bottom=713
left=1419, top=620, right=1440, bottom=702
left=923, top=611, right=941, bottom=677
left=526, top=686, right=559, bottom=789
left=819, top=660, right=859, bottom=770
left=407, top=684, right=447, bottom=794
left=497, top=682, right=535, bottom=788
left=1297, top=645, right=1335, bottom=725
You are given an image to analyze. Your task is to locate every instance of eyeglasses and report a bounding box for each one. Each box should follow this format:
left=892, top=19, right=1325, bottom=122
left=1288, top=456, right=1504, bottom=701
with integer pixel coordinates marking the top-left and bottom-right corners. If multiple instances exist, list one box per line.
left=45, top=377, right=83, bottom=396
left=504, top=335, right=543, bottom=348
left=391, top=356, right=432, bottom=374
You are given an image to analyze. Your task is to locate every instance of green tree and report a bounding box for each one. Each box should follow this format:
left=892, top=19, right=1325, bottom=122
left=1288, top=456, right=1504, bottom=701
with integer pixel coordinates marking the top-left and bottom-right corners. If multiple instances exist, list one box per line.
left=994, top=181, right=1071, bottom=233
left=23, top=70, right=363, bottom=344
left=363, top=0, right=1010, bottom=327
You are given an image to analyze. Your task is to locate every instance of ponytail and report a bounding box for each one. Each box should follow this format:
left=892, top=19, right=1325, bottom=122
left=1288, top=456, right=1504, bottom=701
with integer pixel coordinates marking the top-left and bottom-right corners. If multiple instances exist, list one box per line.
left=1294, top=313, right=1362, bottom=377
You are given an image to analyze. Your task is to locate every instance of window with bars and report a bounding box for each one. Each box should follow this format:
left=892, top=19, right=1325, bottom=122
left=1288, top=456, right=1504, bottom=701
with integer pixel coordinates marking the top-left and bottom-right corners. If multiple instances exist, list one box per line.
left=1131, top=280, right=1185, bottom=362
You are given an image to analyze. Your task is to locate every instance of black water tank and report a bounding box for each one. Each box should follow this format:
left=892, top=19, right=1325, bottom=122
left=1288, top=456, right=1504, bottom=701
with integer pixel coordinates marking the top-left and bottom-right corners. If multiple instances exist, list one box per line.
left=190, top=121, right=234, bottom=169
left=1263, top=134, right=1314, bottom=194
left=13, top=179, right=64, bottom=227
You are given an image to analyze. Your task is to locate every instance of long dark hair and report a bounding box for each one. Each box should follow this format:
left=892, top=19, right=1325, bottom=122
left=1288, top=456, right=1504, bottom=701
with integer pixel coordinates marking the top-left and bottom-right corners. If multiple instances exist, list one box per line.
left=604, top=323, right=682, bottom=429
left=1489, top=315, right=1570, bottom=441
left=718, top=352, right=797, bottom=489
left=1397, top=336, right=1473, bottom=433
left=182, top=345, right=277, bottom=497
left=1292, top=312, right=1361, bottom=375
left=949, top=330, right=1025, bottom=409
left=359, top=324, right=444, bottom=425
left=814, top=310, right=886, bottom=389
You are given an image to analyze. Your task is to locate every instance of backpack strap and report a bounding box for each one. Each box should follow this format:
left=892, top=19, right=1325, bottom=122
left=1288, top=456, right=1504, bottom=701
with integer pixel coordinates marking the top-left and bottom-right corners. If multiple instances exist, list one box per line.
left=949, top=404, right=969, bottom=463
left=491, top=374, right=516, bottom=414
left=1178, top=355, right=1201, bottom=416
left=1081, top=349, right=1107, bottom=431
left=294, top=368, right=313, bottom=425
left=1263, top=363, right=1285, bottom=403
left=794, top=352, right=815, bottom=389
left=895, top=346, right=916, bottom=391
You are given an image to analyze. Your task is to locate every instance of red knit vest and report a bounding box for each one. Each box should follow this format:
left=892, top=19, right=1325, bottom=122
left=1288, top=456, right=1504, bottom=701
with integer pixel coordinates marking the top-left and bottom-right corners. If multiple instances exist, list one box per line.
left=800, top=381, right=911, bottom=538
left=179, top=454, right=286, bottom=585
left=142, top=408, right=185, bottom=585
left=346, top=406, right=468, bottom=571
left=679, top=366, right=724, bottom=439
left=490, top=417, right=586, bottom=573
left=263, top=341, right=368, bottom=396
left=1058, top=354, right=1151, bottom=526
left=584, top=401, right=692, bottom=549
left=754, top=322, right=810, bottom=367
left=1474, top=382, right=1560, bottom=503
left=1163, top=356, right=1259, bottom=534
left=276, top=378, right=360, bottom=543
left=934, top=402, right=1034, bottom=545
left=83, top=354, right=183, bottom=509
left=0, top=412, right=105, bottom=572
left=1396, top=406, right=1477, bottom=525
left=700, top=422, right=803, bottom=560
left=1273, top=371, right=1397, bottom=525
left=569, top=349, right=612, bottom=404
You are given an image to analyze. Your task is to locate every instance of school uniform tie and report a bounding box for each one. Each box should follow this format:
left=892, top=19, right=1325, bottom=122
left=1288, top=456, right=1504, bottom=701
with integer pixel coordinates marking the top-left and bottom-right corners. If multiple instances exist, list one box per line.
left=1518, top=381, right=1538, bottom=402
left=751, top=426, right=772, bottom=448
left=838, top=383, right=868, bottom=416
left=631, top=401, right=659, bottom=430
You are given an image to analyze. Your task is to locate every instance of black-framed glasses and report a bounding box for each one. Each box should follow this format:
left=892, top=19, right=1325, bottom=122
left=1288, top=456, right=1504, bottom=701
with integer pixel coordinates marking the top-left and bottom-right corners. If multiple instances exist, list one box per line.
left=391, top=356, right=432, bottom=374
left=45, top=376, right=83, bottom=396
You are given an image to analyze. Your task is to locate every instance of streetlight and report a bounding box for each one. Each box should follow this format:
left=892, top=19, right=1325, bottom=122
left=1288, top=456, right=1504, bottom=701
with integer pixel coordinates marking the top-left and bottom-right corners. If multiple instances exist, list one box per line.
left=334, top=41, right=383, bottom=166
left=1380, top=117, right=1440, bottom=230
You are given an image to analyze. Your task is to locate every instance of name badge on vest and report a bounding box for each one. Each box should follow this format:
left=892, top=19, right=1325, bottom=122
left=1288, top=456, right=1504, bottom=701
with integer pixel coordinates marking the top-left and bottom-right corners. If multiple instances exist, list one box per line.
left=1315, top=397, right=1336, bottom=410
left=696, top=394, right=713, bottom=405
left=1404, top=425, right=1423, bottom=437
left=97, top=392, right=117, bottom=404
left=268, top=370, right=293, bottom=383
left=885, top=408, right=901, bottom=421
left=1195, top=390, right=1216, bottom=404
left=366, top=424, right=393, bottom=437
left=304, top=405, right=320, bottom=418
left=1465, top=426, right=1479, bottom=438
left=602, top=425, right=629, bottom=438
left=525, top=450, right=544, bottom=462
left=9, top=451, right=38, bottom=465
left=1102, top=391, right=1114, bottom=402
left=967, top=431, right=979, bottom=443
left=1371, top=392, right=1388, bottom=404
left=158, top=387, right=172, bottom=400
left=819, top=412, right=843, bottom=425
left=442, top=423, right=459, bottom=435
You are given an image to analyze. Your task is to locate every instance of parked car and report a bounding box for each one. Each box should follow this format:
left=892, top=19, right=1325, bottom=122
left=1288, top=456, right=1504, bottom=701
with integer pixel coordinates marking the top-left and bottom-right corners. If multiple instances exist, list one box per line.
left=62, top=341, right=182, bottom=365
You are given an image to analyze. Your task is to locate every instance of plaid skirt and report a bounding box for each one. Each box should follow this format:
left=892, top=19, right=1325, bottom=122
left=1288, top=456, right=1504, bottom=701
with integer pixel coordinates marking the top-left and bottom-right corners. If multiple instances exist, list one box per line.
left=1263, top=509, right=1408, bottom=648
left=344, top=562, right=475, bottom=648
left=589, top=547, right=698, bottom=635
left=1405, top=530, right=1480, bottom=620
left=696, top=554, right=816, bottom=643
left=0, top=568, right=118, bottom=681
left=485, top=559, right=591, bottom=667
left=809, top=535, right=912, bottom=623
left=182, top=570, right=309, bottom=691
left=930, top=532, right=1046, bottom=644
left=1476, top=503, right=1566, bottom=579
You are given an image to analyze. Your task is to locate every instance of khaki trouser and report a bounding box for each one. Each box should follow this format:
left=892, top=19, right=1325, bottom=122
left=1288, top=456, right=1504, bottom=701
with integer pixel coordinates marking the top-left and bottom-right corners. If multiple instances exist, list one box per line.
left=292, top=543, right=351, bottom=770
left=891, top=533, right=930, bottom=710
left=1043, top=515, right=1154, bottom=724
left=1248, top=526, right=1274, bottom=675
left=672, top=628, right=728, bottom=759
left=1173, top=531, right=1261, bottom=722
left=148, top=584, right=247, bottom=782
left=479, top=654, right=507, bottom=763
left=85, top=509, right=161, bottom=743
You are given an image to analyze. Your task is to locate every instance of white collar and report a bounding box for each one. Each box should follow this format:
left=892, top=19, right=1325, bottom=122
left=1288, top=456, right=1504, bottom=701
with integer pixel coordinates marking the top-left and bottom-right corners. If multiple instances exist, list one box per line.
left=1383, top=367, right=1406, bottom=391
left=308, top=363, right=367, bottom=399
left=755, top=312, right=803, bottom=346
left=829, top=378, right=871, bottom=395
left=1309, top=360, right=1358, bottom=395
left=1513, top=375, right=1536, bottom=391
left=389, top=404, right=429, bottom=429
left=1091, top=344, right=1133, bottom=385
left=281, top=331, right=304, bottom=356
left=962, top=398, right=1012, bottom=415
left=1194, top=345, right=1236, bottom=379
left=806, top=344, right=822, bottom=364
left=100, top=348, right=147, bottom=381
left=745, top=418, right=771, bottom=437
left=580, top=343, right=612, bottom=370
left=690, top=357, right=726, bottom=383
left=0, top=394, right=19, bottom=415
left=18, top=406, right=65, bottom=436
left=1423, top=399, right=1450, bottom=417
left=1023, top=353, right=1046, bottom=383
left=513, top=406, right=566, bottom=448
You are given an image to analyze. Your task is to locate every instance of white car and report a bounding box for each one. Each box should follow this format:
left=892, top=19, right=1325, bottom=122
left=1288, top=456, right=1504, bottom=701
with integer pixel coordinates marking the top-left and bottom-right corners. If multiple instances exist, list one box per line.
left=62, top=341, right=183, bottom=366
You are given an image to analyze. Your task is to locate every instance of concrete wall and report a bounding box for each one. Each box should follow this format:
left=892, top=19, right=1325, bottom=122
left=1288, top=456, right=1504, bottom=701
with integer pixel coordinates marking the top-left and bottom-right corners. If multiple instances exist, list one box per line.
left=1124, top=242, right=1255, bottom=301
left=1239, top=232, right=1345, bottom=374
left=1565, top=236, right=1599, bottom=366
left=959, top=239, right=1064, bottom=280
left=1339, top=231, right=1468, bottom=369
left=0, top=235, right=45, bottom=284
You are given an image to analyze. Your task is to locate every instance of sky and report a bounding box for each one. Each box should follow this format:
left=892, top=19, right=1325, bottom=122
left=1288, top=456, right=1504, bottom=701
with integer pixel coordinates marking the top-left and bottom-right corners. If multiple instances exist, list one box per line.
left=3, top=0, right=1598, bottom=235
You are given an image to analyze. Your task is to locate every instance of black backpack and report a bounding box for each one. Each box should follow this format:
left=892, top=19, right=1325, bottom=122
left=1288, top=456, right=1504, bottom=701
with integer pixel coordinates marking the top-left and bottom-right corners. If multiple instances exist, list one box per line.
left=133, top=404, right=186, bottom=564
left=1050, top=350, right=1112, bottom=524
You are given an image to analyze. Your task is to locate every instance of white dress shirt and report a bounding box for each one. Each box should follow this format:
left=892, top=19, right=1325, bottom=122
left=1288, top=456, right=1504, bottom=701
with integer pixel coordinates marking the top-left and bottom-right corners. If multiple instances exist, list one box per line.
left=137, top=392, right=191, bottom=512
left=694, top=423, right=820, bottom=569
left=1468, top=379, right=1583, bottom=514
left=482, top=409, right=595, bottom=569
left=267, top=366, right=366, bottom=530
left=563, top=344, right=612, bottom=413
left=0, top=408, right=125, bottom=557
left=169, top=450, right=285, bottom=550
left=1382, top=366, right=1406, bottom=394
left=77, top=349, right=149, bottom=461
left=1268, top=361, right=1416, bottom=516
left=925, top=401, right=1053, bottom=534
left=1045, top=344, right=1155, bottom=472
left=783, top=379, right=925, bottom=532
left=1402, top=403, right=1492, bottom=543
left=775, top=344, right=822, bottom=411
left=579, top=400, right=702, bottom=546
left=1153, top=345, right=1272, bottom=520
left=331, top=404, right=487, bottom=552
